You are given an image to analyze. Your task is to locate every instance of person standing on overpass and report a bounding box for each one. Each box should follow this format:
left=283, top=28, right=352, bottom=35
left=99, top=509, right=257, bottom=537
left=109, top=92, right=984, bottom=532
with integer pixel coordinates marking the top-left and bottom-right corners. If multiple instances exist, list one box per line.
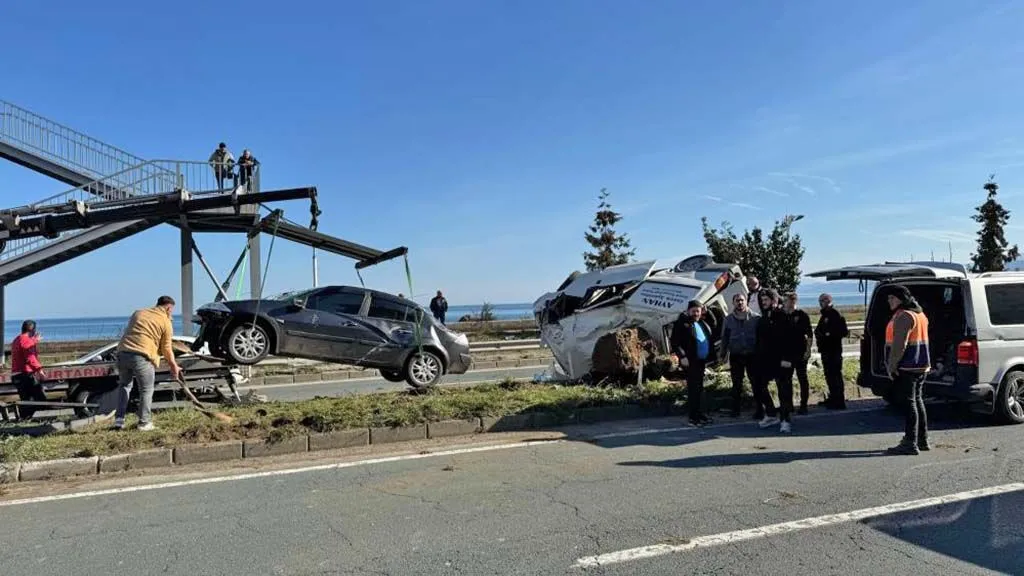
left=114, top=296, right=181, bottom=431
left=10, top=320, right=47, bottom=419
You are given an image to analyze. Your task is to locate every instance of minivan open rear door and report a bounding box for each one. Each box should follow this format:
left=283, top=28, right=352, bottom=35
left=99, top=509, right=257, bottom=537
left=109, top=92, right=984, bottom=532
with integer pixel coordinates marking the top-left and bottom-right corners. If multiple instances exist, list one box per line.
left=806, top=262, right=969, bottom=282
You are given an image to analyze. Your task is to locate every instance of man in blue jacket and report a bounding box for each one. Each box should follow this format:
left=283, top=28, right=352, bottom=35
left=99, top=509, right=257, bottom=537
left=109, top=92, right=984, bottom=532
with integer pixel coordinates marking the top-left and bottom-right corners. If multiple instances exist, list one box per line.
left=671, top=300, right=714, bottom=427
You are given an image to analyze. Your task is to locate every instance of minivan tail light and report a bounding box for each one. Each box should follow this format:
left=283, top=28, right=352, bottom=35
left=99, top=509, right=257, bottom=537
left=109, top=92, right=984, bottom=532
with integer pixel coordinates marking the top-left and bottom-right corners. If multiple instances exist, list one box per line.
left=956, top=339, right=978, bottom=366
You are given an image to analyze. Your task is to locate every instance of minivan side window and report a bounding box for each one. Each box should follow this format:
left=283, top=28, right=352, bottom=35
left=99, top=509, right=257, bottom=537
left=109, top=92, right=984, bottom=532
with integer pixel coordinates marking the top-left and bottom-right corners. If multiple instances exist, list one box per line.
left=368, top=297, right=419, bottom=322
left=984, top=283, right=1024, bottom=325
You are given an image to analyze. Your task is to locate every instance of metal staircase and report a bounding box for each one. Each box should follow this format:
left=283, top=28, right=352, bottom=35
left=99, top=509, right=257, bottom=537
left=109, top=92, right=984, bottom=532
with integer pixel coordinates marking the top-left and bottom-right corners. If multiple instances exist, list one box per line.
left=0, top=99, right=246, bottom=282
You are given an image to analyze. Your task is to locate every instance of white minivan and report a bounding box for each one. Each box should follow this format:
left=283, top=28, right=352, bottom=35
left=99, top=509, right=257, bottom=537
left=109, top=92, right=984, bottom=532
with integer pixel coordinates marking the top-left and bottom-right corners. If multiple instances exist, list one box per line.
left=809, top=261, right=1024, bottom=424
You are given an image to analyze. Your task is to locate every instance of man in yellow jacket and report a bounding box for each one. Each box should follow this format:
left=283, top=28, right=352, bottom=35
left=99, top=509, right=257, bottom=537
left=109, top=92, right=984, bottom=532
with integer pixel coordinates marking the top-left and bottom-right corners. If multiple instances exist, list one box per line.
left=114, top=296, right=182, bottom=431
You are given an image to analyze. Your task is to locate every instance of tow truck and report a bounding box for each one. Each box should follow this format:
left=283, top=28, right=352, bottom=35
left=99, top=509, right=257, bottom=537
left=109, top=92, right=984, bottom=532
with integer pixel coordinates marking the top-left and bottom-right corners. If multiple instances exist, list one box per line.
left=0, top=337, right=248, bottom=420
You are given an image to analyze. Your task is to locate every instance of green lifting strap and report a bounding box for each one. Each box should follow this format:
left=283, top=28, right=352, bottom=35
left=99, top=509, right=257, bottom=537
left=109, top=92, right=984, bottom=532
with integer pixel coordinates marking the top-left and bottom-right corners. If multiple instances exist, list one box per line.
left=403, top=252, right=425, bottom=356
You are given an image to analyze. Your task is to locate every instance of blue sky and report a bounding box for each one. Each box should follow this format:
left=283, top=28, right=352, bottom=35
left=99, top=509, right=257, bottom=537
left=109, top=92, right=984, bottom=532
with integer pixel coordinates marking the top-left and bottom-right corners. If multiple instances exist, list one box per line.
left=3, top=0, right=1024, bottom=318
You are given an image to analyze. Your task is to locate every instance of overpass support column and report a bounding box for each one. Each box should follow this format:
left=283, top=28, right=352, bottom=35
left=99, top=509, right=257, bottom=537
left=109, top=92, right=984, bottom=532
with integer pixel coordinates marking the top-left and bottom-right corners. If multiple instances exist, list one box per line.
left=248, top=233, right=262, bottom=299
left=180, top=225, right=194, bottom=336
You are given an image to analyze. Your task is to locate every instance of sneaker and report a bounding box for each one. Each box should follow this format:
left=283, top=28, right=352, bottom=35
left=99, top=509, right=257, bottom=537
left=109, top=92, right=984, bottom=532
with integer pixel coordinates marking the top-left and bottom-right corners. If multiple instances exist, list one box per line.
left=780, top=421, right=792, bottom=434
left=138, top=422, right=157, bottom=432
left=112, top=418, right=125, bottom=431
left=758, top=416, right=780, bottom=429
left=886, top=443, right=919, bottom=456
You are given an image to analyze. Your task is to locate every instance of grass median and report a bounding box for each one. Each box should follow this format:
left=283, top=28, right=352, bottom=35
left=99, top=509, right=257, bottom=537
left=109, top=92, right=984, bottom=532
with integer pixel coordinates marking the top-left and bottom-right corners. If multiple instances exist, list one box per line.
left=0, top=359, right=860, bottom=463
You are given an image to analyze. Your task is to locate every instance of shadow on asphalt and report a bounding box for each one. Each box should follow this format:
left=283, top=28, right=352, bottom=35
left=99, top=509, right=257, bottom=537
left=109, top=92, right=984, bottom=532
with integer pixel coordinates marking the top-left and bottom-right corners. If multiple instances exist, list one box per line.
left=863, top=490, right=1024, bottom=574
left=589, top=400, right=1003, bottom=451
left=618, top=449, right=890, bottom=468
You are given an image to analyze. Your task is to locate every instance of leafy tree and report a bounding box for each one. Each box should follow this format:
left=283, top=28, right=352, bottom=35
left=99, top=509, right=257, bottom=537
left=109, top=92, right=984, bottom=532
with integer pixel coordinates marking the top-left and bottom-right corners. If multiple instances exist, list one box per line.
left=583, top=188, right=636, bottom=271
left=970, top=176, right=1020, bottom=272
left=701, top=215, right=805, bottom=293
left=478, top=302, right=496, bottom=322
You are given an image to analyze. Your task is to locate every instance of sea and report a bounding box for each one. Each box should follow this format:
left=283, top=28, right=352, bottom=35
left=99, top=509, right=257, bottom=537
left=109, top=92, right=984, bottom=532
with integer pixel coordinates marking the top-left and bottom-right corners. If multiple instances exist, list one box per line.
left=3, top=292, right=868, bottom=343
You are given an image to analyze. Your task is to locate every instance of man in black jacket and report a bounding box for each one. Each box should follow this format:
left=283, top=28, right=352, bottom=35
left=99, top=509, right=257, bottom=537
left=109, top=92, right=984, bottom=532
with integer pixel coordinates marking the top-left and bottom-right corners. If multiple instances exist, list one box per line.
left=429, top=291, right=449, bottom=324
left=815, top=293, right=850, bottom=410
left=753, top=289, right=782, bottom=429
left=671, top=300, right=714, bottom=427
left=779, top=292, right=814, bottom=422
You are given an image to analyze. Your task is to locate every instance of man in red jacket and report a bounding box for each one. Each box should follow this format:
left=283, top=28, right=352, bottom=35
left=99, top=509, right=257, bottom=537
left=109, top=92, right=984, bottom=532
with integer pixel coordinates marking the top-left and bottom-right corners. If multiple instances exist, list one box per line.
left=10, top=320, right=47, bottom=419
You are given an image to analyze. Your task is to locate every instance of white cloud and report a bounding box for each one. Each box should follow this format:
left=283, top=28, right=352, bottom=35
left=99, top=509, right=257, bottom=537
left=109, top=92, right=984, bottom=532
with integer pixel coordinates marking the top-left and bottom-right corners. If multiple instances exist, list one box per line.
left=899, top=229, right=975, bottom=244
left=729, top=202, right=760, bottom=210
left=779, top=176, right=817, bottom=196
left=702, top=195, right=723, bottom=202
left=753, top=185, right=789, bottom=197
left=770, top=173, right=842, bottom=195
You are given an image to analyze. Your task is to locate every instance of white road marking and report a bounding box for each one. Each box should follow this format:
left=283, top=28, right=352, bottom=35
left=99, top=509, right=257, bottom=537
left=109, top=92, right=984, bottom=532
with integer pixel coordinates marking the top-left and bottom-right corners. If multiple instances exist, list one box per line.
left=587, top=404, right=884, bottom=440
left=572, top=482, right=1024, bottom=568
left=0, top=439, right=563, bottom=509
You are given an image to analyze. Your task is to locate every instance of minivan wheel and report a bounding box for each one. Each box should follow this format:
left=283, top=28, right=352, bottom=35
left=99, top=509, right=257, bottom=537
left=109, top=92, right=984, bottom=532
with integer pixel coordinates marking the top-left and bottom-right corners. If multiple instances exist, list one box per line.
left=226, top=323, right=271, bottom=365
left=995, top=370, right=1024, bottom=424
left=404, top=350, right=444, bottom=389
left=379, top=370, right=405, bottom=383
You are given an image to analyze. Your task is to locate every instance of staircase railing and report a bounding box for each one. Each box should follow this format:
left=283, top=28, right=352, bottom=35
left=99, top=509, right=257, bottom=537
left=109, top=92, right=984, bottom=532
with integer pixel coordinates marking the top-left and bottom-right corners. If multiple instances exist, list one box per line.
left=0, top=99, right=147, bottom=181
left=1, top=159, right=262, bottom=263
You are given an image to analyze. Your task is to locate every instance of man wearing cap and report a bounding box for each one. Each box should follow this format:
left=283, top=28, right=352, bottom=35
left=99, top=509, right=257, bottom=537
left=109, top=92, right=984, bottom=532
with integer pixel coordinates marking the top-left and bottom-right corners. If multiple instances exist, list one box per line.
left=670, top=300, right=714, bottom=427
left=815, top=293, right=850, bottom=409
left=208, top=142, right=236, bottom=191
left=884, top=285, right=931, bottom=455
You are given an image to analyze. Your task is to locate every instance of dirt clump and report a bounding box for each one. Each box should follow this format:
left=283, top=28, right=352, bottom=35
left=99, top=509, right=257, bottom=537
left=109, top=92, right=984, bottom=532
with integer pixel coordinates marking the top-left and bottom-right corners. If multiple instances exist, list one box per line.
left=590, top=327, right=672, bottom=386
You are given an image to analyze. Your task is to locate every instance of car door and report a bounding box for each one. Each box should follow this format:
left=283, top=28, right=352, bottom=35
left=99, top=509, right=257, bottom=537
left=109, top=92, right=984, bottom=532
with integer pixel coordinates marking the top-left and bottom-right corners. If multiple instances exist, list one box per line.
left=302, top=288, right=378, bottom=363
left=273, top=288, right=365, bottom=361
left=357, top=295, right=426, bottom=367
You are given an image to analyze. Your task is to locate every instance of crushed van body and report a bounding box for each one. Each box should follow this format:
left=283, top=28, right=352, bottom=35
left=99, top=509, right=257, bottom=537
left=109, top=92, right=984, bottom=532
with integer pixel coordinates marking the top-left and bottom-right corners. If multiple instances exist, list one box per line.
left=532, top=255, right=747, bottom=380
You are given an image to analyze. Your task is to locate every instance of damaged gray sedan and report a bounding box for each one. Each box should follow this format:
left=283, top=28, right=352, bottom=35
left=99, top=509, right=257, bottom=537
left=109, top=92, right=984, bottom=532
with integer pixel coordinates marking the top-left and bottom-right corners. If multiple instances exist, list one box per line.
left=191, top=286, right=472, bottom=388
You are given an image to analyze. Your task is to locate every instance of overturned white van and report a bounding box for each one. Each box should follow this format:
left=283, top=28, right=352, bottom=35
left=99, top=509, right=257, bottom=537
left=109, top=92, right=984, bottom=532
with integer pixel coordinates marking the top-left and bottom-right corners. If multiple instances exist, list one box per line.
left=532, top=255, right=747, bottom=380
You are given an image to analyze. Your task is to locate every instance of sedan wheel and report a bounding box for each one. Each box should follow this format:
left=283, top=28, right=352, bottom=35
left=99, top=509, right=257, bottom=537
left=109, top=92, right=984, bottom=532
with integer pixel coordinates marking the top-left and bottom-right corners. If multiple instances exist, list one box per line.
left=227, top=324, right=270, bottom=365
left=404, top=351, right=443, bottom=388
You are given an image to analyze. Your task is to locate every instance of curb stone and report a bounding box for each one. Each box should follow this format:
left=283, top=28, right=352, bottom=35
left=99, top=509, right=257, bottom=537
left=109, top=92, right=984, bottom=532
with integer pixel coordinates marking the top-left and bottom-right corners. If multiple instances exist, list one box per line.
left=0, top=463, right=20, bottom=483
left=370, top=424, right=427, bottom=445
left=20, top=457, right=98, bottom=481
left=427, top=418, right=483, bottom=439
left=309, top=429, right=370, bottom=451
left=243, top=436, right=309, bottom=458
left=174, top=441, right=243, bottom=465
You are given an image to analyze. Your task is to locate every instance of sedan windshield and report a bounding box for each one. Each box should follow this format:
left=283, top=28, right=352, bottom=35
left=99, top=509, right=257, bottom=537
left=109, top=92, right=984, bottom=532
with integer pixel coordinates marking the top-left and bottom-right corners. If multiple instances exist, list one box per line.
left=267, top=288, right=319, bottom=301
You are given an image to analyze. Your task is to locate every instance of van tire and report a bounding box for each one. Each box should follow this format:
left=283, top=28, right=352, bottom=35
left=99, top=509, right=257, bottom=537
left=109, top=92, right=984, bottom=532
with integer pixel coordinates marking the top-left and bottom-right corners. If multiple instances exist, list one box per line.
left=994, top=370, right=1024, bottom=424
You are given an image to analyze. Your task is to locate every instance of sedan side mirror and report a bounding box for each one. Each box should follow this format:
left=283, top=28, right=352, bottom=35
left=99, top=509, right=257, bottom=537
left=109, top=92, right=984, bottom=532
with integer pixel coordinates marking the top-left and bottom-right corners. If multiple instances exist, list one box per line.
left=291, top=297, right=306, bottom=310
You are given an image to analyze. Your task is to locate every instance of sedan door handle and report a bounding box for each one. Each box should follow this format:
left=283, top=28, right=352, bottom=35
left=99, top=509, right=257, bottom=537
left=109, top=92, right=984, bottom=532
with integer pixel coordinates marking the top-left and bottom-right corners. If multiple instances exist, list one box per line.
left=341, top=321, right=359, bottom=327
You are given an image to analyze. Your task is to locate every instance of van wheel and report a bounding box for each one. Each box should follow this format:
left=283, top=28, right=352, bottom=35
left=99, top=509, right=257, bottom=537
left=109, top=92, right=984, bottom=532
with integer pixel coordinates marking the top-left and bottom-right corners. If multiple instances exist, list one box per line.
left=995, top=370, right=1024, bottom=424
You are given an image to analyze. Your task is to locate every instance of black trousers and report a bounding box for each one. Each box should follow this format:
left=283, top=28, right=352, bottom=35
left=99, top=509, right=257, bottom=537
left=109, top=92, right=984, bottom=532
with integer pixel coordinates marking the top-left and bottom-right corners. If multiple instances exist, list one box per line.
left=729, top=353, right=757, bottom=413
left=780, top=360, right=811, bottom=410
left=821, top=350, right=845, bottom=406
left=687, top=358, right=707, bottom=419
left=13, top=373, right=47, bottom=419
left=753, top=363, right=778, bottom=418
left=895, top=371, right=928, bottom=446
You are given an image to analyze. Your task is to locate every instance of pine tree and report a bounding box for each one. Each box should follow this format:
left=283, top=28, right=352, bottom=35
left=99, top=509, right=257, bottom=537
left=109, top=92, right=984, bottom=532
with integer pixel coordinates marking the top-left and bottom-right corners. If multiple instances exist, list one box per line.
left=583, top=188, right=636, bottom=271
left=970, top=177, right=1020, bottom=273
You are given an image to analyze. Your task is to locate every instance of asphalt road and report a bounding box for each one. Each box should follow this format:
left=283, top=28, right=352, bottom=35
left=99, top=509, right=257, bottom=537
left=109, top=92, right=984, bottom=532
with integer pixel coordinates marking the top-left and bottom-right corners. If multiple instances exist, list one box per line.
left=3, top=398, right=1022, bottom=575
